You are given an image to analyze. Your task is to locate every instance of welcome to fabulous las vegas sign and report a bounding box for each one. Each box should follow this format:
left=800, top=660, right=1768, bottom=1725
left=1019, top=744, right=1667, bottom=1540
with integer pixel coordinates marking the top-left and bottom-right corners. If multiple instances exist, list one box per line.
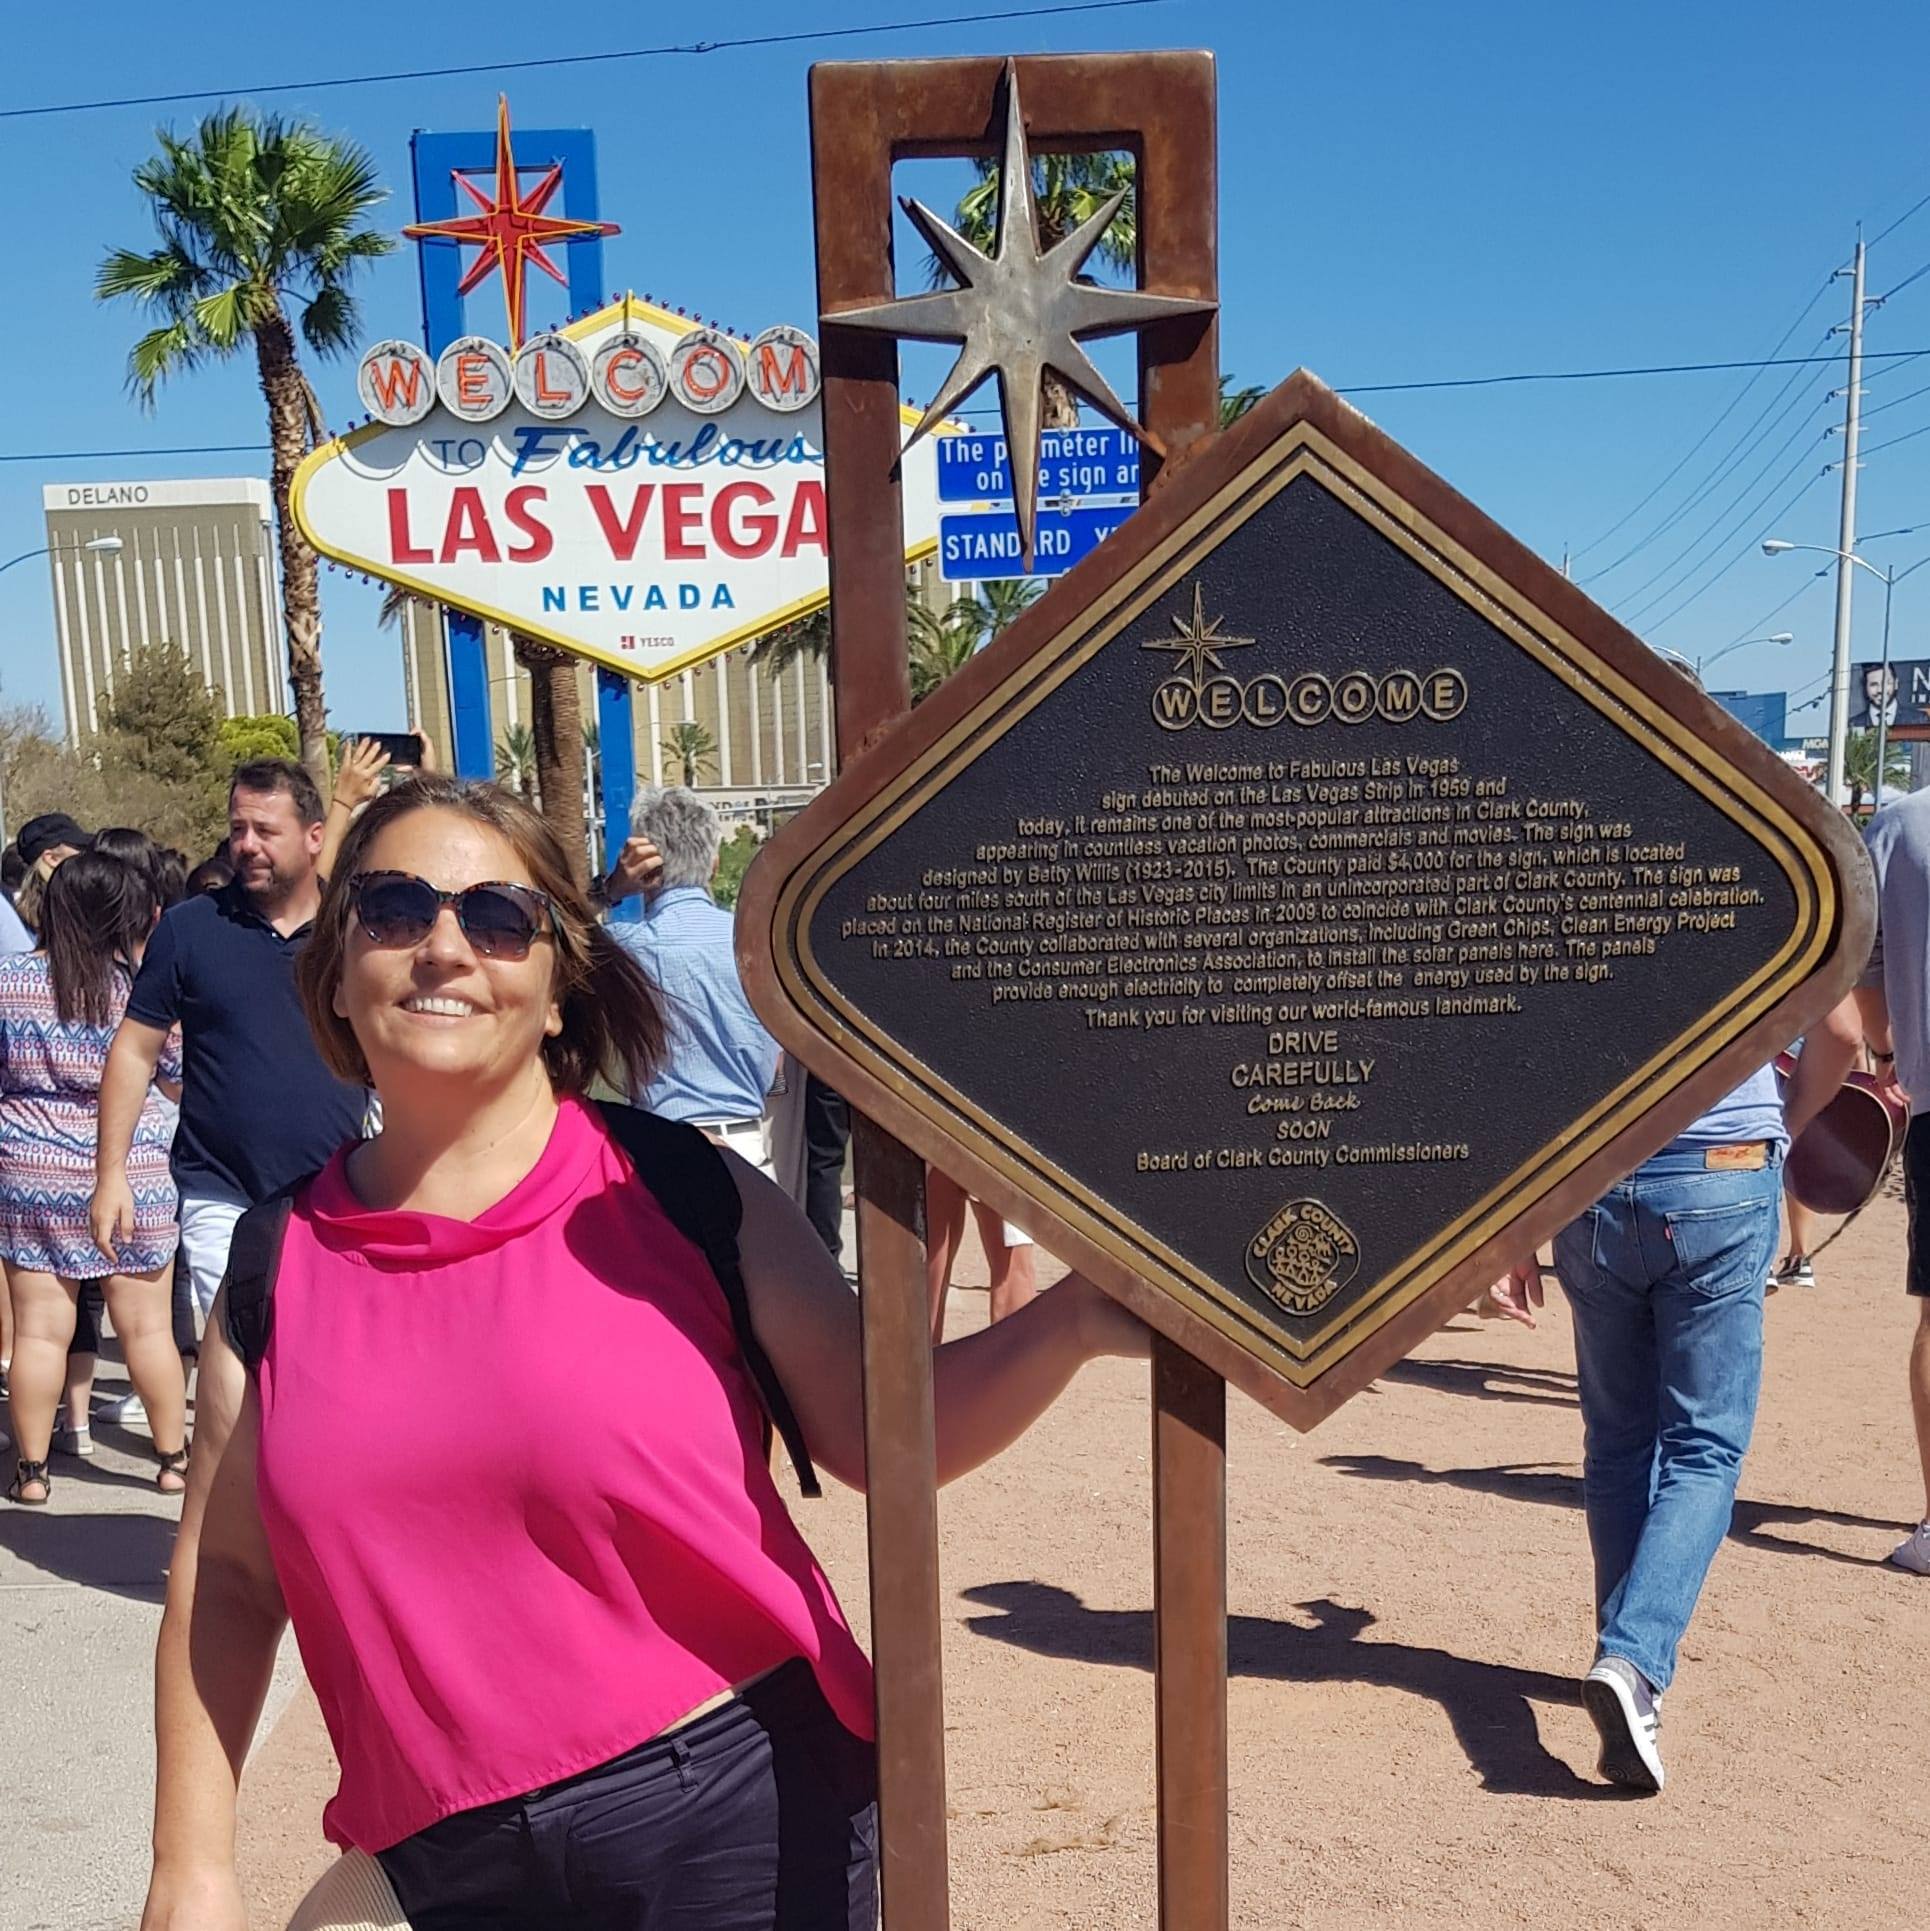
left=292, top=297, right=945, bottom=683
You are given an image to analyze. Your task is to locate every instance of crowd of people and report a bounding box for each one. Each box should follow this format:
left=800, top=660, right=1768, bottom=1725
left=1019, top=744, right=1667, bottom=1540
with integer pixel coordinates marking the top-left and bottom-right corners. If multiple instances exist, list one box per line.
left=2, top=741, right=1928, bottom=1924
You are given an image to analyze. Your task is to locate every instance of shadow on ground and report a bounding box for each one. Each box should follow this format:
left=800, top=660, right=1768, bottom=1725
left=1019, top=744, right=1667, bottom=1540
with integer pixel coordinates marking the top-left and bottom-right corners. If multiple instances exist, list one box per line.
left=1377, top=1358, right=1578, bottom=1408
left=961, top=1581, right=1617, bottom=1799
left=1321, top=1454, right=1909, bottom=1568
left=0, top=1491, right=175, bottom=1605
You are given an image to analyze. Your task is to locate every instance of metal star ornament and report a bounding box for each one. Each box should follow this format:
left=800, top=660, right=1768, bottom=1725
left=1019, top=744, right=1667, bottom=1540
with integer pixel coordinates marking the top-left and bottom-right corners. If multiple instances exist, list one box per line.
left=822, top=60, right=1217, bottom=569
left=1140, top=582, right=1254, bottom=688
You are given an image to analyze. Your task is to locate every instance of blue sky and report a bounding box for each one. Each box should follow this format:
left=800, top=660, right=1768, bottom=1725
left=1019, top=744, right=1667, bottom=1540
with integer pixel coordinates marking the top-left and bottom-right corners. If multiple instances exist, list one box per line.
left=5, top=0, right=1930, bottom=735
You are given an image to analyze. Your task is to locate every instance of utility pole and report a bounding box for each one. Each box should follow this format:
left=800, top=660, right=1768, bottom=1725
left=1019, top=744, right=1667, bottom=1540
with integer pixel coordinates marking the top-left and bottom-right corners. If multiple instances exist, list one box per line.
left=1827, top=233, right=1868, bottom=808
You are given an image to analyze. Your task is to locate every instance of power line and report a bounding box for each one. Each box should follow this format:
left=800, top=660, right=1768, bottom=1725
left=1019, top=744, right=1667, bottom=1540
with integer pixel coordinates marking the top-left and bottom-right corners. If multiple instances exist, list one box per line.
left=1711, top=569, right=1833, bottom=654
left=1873, top=189, right=1930, bottom=250
left=10, top=347, right=1930, bottom=465
left=1639, top=466, right=1830, bottom=633
left=1591, top=342, right=1835, bottom=594
left=1580, top=328, right=1836, bottom=584
left=1331, top=347, right=1926, bottom=394
left=1625, top=430, right=1831, bottom=629
left=0, top=0, right=1169, bottom=121
left=1570, top=279, right=1831, bottom=564
left=1863, top=416, right=1930, bottom=458
left=1860, top=375, right=1930, bottom=423
left=1876, top=256, right=1930, bottom=306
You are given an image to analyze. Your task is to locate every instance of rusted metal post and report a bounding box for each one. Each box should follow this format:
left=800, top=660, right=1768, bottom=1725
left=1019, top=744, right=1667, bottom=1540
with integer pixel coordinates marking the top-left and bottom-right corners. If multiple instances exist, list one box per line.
left=1130, top=58, right=1229, bottom=1930
left=810, top=63, right=953, bottom=1931
left=1152, top=1339, right=1230, bottom=1931
left=807, top=52, right=1222, bottom=1928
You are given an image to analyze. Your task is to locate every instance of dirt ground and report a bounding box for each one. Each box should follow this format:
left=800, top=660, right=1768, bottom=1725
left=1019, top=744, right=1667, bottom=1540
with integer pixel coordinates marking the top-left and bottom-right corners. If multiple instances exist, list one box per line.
left=244, top=1197, right=1929, bottom=1931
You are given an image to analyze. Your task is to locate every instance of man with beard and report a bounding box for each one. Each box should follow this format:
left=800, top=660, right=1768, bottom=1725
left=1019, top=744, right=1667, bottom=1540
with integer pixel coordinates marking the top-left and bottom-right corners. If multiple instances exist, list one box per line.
left=89, top=761, right=365, bottom=1344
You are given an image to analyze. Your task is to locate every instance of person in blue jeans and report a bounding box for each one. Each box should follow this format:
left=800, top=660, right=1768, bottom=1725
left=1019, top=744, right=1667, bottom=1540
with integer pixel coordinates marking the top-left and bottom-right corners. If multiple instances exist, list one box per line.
left=1492, top=996, right=1861, bottom=1793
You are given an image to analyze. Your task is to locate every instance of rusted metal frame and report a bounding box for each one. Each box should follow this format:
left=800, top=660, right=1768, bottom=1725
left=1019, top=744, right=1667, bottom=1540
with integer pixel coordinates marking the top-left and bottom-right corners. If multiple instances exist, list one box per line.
left=1126, top=57, right=1229, bottom=1931
left=810, top=52, right=1227, bottom=1928
left=1152, top=1338, right=1230, bottom=1931
left=811, top=63, right=954, bottom=1931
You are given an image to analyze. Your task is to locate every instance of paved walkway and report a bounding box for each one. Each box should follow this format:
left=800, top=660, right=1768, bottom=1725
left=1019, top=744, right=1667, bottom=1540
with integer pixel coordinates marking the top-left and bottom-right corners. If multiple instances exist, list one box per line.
left=0, top=1377, right=309, bottom=1931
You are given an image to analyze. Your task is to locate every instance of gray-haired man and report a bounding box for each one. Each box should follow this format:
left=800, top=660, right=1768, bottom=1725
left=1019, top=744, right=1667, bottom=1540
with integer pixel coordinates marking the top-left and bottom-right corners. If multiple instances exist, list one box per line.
left=605, top=786, right=780, bottom=1172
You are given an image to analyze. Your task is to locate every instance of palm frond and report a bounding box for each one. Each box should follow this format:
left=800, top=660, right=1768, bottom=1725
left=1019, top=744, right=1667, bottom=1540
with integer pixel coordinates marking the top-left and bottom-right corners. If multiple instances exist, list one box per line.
left=299, top=281, right=360, bottom=357
left=192, top=283, right=247, bottom=351
left=95, top=239, right=208, bottom=311
left=934, top=151, right=1135, bottom=287
left=126, top=320, right=205, bottom=403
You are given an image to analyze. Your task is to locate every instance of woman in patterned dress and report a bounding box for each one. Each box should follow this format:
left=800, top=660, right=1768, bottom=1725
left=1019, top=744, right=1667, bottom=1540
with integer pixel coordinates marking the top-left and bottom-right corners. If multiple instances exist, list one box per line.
left=1, top=851, right=189, bottom=1504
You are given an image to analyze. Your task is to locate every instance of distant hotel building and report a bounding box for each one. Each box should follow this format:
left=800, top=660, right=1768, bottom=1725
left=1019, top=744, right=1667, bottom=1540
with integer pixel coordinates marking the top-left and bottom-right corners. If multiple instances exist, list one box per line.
left=394, top=556, right=952, bottom=826
left=42, top=478, right=285, bottom=738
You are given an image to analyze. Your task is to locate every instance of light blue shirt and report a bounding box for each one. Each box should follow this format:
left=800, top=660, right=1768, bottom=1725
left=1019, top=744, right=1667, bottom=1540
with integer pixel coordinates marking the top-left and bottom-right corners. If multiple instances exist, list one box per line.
left=1667, top=1063, right=1787, bottom=1155
left=610, top=886, right=779, bottom=1124
left=0, top=895, right=30, bottom=956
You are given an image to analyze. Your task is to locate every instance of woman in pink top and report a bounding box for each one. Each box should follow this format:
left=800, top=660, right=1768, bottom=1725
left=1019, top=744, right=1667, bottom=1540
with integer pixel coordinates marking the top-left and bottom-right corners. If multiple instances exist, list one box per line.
left=144, top=778, right=1145, bottom=1931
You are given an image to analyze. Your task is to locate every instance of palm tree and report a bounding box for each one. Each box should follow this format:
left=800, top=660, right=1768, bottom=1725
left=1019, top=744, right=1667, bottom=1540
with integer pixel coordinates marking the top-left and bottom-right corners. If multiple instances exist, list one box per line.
left=908, top=600, right=987, bottom=704
left=1219, top=375, right=1264, bottom=428
left=1845, top=728, right=1909, bottom=803
left=943, top=151, right=1136, bottom=429
left=496, top=723, right=538, bottom=798
left=749, top=604, right=831, bottom=679
left=512, top=635, right=589, bottom=885
left=97, top=108, right=395, bottom=792
left=974, top=578, right=1043, bottom=640
left=662, top=721, right=718, bottom=786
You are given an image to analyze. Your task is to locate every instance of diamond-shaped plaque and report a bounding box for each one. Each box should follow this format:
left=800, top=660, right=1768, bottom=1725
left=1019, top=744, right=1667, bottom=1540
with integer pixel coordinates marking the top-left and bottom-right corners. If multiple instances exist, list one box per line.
left=737, top=372, right=1870, bottom=1427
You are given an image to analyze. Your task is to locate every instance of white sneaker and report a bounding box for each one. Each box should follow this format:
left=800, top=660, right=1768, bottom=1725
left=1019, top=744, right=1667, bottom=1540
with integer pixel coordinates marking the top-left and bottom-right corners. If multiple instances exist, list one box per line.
left=1889, top=1522, right=1930, bottom=1574
left=93, top=1390, right=145, bottom=1426
left=1582, top=1656, right=1665, bottom=1793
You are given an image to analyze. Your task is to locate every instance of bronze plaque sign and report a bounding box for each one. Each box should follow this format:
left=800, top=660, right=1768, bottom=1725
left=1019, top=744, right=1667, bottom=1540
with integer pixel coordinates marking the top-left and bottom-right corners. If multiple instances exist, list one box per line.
left=739, top=371, right=1870, bottom=1425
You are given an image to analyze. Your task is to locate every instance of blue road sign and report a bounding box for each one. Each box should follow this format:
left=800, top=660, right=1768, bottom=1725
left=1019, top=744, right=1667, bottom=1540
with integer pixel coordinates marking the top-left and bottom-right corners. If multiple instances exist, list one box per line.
left=937, top=427, right=1141, bottom=504
left=939, top=505, right=1135, bottom=581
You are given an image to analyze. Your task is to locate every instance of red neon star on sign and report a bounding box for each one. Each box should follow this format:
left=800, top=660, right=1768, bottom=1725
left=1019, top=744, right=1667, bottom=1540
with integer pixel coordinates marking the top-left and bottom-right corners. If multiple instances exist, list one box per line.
left=403, top=96, right=620, bottom=349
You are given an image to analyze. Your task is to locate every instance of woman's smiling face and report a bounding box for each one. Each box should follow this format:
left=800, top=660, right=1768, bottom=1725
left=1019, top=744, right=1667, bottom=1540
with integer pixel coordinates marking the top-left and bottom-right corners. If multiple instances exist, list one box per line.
left=334, top=806, right=563, bottom=1092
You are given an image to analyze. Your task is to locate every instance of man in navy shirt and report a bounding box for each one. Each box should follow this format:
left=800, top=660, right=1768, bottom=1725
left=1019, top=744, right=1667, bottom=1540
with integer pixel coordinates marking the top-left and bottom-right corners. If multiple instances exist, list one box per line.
left=89, top=759, right=365, bottom=1340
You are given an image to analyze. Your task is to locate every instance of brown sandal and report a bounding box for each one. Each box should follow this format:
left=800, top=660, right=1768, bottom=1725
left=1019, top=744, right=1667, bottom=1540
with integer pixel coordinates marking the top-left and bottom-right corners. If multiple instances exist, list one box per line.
left=155, top=1447, right=189, bottom=1494
left=8, top=1458, right=51, bottom=1505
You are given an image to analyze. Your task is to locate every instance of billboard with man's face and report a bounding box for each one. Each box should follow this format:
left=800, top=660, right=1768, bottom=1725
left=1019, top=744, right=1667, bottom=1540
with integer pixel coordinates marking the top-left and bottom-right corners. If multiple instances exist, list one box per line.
left=1853, top=660, right=1930, bottom=728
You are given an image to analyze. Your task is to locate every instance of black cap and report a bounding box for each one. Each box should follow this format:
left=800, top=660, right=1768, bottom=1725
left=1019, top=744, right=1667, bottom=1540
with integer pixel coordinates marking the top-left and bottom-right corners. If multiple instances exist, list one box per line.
left=15, top=813, right=94, bottom=867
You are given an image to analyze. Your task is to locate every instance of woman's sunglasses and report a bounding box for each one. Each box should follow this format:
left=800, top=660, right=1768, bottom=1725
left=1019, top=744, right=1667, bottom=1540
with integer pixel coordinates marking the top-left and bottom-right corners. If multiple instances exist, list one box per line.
left=350, top=871, right=555, bottom=961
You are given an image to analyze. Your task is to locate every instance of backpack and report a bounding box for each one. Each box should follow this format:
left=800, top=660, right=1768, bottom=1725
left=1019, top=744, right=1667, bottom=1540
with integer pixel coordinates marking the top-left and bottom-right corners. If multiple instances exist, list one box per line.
left=220, top=1100, right=819, bottom=1498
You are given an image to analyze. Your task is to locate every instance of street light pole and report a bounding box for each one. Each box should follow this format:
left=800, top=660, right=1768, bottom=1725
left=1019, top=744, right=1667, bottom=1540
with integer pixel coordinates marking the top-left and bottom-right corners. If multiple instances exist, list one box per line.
left=1876, top=565, right=1896, bottom=807
left=1697, top=632, right=1793, bottom=680
left=1827, top=235, right=1869, bottom=808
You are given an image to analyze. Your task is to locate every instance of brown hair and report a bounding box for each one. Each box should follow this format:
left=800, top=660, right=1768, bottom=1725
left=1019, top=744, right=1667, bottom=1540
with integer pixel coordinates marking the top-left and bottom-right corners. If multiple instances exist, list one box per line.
left=39, top=850, right=151, bottom=1027
left=231, top=757, right=325, bottom=826
left=297, top=776, right=665, bottom=1097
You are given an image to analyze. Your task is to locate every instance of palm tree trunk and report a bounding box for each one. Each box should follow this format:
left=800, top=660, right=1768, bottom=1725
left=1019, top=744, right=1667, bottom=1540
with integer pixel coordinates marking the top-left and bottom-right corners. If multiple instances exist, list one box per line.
left=253, top=306, right=330, bottom=791
left=1042, top=370, right=1081, bottom=430
left=513, top=636, right=589, bottom=886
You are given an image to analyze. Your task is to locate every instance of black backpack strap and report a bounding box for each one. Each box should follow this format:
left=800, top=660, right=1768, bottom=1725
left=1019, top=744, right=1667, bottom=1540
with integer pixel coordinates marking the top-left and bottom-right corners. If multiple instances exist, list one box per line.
left=596, top=1101, right=820, bottom=1499
left=219, top=1191, right=299, bottom=1371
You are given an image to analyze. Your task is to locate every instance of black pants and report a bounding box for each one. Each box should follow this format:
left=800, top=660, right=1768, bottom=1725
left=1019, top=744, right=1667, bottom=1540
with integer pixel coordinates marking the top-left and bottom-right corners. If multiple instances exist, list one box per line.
left=802, top=1076, right=851, bottom=1262
left=375, top=1662, right=877, bottom=1930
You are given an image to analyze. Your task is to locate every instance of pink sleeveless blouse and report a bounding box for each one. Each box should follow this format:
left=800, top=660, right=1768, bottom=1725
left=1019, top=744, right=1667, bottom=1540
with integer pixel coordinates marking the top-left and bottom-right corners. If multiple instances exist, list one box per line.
left=253, top=1096, right=873, bottom=1852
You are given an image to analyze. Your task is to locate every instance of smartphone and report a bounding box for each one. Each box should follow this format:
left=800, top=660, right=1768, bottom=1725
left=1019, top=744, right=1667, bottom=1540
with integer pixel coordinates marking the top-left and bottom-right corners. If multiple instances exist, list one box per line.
left=349, top=731, right=425, bottom=767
